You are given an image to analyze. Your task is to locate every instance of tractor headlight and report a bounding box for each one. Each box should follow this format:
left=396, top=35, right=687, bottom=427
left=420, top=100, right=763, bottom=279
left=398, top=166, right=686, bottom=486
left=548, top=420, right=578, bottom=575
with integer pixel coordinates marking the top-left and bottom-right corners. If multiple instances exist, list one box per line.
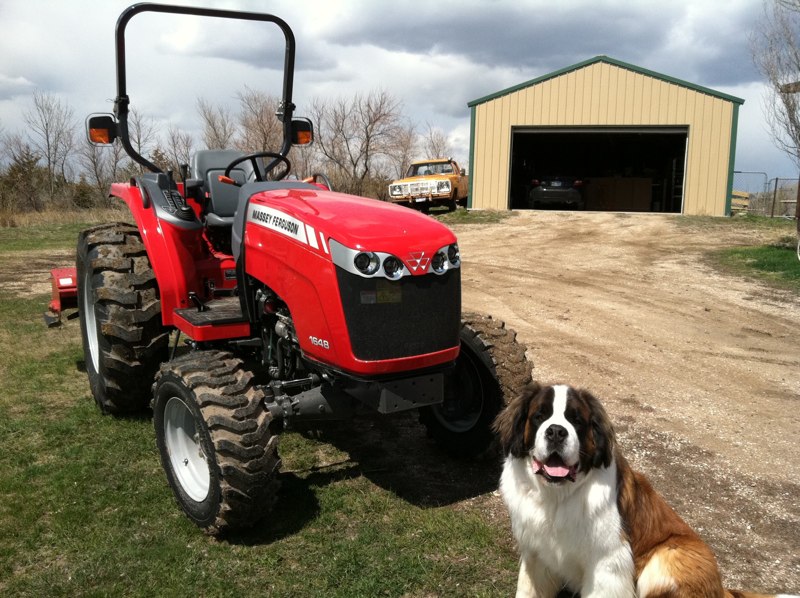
left=431, top=251, right=447, bottom=274
left=447, top=243, right=460, bottom=267
left=354, top=252, right=380, bottom=275
left=383, top=256, right=403, bottom=280
left=430, top=243, right=460, bottom=275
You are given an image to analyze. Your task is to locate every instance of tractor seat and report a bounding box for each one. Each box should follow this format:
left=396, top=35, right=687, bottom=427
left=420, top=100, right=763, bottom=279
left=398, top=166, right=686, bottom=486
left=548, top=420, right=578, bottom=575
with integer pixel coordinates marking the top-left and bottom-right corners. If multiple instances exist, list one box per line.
left=190, top=150, right=252, bottom=227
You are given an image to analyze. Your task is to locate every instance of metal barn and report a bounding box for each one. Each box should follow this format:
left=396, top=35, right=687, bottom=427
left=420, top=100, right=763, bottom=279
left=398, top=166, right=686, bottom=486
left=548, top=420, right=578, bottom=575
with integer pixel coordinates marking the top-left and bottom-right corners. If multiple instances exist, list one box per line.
left=467, top=56, right=745, bottom=216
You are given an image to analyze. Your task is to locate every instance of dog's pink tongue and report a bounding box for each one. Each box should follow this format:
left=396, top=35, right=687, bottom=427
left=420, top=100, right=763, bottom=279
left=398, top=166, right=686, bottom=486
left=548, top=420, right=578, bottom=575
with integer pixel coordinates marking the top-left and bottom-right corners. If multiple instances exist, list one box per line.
left=534, top=456, right=575, bottom=479
left=544, top=461, right=572, bottom=477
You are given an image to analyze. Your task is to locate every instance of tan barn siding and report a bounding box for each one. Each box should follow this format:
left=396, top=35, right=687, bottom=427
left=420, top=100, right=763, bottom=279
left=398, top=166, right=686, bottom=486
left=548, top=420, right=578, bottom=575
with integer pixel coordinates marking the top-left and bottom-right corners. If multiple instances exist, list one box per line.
left=471, top=61, right=738, bottom=215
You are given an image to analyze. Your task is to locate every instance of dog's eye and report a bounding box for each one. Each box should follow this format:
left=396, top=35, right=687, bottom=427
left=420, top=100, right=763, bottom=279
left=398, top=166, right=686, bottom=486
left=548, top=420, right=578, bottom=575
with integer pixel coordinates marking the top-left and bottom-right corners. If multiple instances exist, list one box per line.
left=530, top=409, right=546, bottom=424
left=566, top=410, right=586, bottom=429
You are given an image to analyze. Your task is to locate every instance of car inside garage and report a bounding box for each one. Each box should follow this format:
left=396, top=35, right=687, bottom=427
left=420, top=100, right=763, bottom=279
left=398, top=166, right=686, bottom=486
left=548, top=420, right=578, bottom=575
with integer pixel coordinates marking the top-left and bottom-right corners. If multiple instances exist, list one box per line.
left=509, top=127, right=688, bottom=213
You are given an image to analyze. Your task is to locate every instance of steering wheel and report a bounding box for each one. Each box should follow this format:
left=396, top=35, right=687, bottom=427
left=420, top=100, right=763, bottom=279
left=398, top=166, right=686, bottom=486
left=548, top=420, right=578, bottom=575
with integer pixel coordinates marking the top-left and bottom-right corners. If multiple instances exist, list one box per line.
left=224, top=151, right=291, bottom=183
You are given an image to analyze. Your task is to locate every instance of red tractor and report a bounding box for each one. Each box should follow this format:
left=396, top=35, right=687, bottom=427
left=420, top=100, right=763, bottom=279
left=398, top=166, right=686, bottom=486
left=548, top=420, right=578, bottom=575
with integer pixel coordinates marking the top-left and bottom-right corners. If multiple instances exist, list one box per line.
left=66, top=3, right=531, bottom=535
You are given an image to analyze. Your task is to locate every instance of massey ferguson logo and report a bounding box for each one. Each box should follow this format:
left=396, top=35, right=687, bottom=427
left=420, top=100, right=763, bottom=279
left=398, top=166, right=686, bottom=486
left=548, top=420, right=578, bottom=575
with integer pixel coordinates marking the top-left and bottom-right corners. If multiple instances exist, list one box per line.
left=406, top=251, right=430, bottom=272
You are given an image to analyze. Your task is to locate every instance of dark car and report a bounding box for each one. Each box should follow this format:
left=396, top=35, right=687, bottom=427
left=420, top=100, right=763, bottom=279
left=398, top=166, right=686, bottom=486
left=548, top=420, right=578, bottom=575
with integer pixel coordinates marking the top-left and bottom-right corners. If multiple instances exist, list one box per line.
left=528, top=176, right=586, bottom=210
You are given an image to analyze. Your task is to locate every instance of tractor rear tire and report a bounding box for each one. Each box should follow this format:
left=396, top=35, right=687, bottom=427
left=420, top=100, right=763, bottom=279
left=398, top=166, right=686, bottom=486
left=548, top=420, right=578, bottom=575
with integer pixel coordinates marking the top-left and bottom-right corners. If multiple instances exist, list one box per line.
left=419, top=312, right=532, bottom=458
left=77, top=223, right=169, bottom=414
left=152, top=350, right=281, bottom=536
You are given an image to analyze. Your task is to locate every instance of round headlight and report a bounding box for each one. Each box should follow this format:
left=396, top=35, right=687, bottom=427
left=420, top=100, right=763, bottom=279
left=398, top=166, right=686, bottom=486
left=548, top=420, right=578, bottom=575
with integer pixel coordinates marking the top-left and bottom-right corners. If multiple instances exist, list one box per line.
left=383, top=256, right=403, bottom=280
left=354, top=252, right=380, bottom=275
left=431, top=251, right=447, bottom=274
left=447, top=243, right=460, bottom=266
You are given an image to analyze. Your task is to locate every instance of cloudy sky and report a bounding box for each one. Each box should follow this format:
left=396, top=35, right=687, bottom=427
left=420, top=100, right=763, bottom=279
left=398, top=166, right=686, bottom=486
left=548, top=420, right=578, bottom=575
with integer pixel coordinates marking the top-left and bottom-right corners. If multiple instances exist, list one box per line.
left=0, top=0, right=794, bottom=185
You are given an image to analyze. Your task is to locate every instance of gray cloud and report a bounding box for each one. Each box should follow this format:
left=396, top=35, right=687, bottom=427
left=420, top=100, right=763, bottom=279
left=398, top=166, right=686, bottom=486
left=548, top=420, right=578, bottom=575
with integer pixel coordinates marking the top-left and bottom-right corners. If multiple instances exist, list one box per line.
left=324, top=1, right=762, bottom=88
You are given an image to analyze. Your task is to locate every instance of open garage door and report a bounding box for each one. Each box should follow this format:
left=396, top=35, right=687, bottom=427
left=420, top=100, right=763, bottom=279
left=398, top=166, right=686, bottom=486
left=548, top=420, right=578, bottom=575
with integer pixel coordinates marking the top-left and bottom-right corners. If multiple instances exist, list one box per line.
left=509, top=127, right=688, bottom=213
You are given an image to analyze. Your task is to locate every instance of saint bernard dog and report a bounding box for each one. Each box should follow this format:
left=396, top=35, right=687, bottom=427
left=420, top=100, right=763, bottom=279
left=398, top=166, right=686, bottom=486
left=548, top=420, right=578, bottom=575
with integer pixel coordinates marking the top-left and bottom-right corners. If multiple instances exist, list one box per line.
left=493, top=382, right=798, bottom=598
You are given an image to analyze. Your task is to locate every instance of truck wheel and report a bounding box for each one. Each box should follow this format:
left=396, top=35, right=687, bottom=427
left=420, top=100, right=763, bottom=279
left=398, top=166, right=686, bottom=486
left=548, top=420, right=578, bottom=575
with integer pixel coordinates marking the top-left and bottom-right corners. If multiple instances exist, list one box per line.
left=419, top=312, right=532, bottom=458
left=77, top=223, right=169, bottom=414
left=447, top=194, right=457, bottom=212
left=153, top=350, right=281, bottom=535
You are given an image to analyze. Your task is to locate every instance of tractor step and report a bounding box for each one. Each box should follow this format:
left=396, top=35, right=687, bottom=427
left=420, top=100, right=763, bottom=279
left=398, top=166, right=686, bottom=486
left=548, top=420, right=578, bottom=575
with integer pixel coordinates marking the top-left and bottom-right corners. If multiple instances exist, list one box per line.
left=173, top=296, right=251, bottom=341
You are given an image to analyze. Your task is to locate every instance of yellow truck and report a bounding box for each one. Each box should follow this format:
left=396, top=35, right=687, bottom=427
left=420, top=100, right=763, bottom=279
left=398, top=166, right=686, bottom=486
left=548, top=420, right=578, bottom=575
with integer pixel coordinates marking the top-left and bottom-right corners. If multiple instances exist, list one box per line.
left=388, top=158, right=468, bottom=211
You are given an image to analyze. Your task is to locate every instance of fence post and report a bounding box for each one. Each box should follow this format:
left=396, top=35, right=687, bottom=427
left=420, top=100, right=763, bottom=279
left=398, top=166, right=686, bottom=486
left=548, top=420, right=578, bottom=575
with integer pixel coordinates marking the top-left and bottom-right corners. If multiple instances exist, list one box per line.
left=796, top=174, right=800, bottom=228
left=771, top=177, right=779, bottom=217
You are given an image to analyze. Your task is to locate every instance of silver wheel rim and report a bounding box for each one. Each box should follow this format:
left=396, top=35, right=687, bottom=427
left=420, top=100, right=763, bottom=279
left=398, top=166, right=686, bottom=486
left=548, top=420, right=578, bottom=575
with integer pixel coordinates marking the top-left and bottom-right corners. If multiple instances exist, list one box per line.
left=164, top=396, right=211, bottom=502
left=82, top=266, right=100, bottom=373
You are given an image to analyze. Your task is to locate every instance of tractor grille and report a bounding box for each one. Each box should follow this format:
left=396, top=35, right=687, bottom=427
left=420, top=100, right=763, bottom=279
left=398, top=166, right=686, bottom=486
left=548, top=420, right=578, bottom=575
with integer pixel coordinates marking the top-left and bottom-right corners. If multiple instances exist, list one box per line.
left=335, top=267, right=461, bottom=361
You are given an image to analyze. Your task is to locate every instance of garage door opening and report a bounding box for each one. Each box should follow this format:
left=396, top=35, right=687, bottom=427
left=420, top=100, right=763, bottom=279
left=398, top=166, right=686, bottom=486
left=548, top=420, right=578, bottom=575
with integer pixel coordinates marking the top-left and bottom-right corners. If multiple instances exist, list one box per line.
left=509, top=127, right=688, bottom=213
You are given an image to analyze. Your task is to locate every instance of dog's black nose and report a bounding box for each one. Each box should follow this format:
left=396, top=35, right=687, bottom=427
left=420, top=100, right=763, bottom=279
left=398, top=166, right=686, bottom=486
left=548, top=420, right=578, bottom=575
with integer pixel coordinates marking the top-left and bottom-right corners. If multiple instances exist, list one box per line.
left=545, top=424, right=568, bottom=444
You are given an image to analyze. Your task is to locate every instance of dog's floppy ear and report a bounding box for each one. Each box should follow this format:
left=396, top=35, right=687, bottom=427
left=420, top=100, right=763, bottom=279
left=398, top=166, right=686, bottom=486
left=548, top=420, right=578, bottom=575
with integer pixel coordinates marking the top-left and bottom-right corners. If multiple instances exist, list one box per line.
left=493, top=382, right=540, bottom=457
left=578, top=388, right=616, bottom=469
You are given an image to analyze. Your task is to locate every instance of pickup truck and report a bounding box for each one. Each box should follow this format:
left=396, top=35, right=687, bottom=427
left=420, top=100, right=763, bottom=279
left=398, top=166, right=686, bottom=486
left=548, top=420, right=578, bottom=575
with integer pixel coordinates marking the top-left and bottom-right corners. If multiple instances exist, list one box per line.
left=388, top=158, right=468, bottom=211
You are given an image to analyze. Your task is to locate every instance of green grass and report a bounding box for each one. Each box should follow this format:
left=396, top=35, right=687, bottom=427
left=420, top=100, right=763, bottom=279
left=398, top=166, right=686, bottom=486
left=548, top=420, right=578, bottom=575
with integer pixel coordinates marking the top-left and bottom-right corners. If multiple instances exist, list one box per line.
left=676, top=213, right=797, bottom=233
left=434, top=208, right=516, bottom=225
left=0, top=222, right=93, bottom=251
left=675, top=214, right=800, bottom=293
left=713, top=239, right=800, bottom=293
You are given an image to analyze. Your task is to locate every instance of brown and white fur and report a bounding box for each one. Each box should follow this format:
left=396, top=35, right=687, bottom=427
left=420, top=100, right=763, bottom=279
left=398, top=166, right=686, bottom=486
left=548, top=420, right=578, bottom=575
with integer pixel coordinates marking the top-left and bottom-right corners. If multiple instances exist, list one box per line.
left=493, top=382, right=797, bottom=598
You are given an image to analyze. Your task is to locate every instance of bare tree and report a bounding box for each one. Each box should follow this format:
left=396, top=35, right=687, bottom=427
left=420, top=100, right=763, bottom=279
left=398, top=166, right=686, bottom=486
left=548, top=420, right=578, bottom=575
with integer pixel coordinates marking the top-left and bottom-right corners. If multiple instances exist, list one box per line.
left=197, top=98, right=237, bottom=149
left=165, top=124, right=195, bottom=175
left=236, top=87, right=282, bottom=153
left=77, top=136, right=131, bottom=206
left=128, top=108, right=158, bottom=173
left=752, top=0, right=800, bottom=166
left=3, top=133, right=46, bottom=211
left=387, top=122, right=418, bottom=179
left=22, top=90, right=75, bottom=202
left=0, top=119, right=5, bottom=164
left=309, top=89, right=409, bottom=196
left=421, top=123, right=452, bottom=160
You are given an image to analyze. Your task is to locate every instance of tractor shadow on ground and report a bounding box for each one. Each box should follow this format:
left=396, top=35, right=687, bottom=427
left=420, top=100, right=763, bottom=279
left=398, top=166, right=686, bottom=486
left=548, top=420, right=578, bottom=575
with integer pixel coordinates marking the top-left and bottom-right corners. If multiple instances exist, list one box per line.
left=298, top=411, right=502, bottom=507
left=233, top=411, right=504, bottom=546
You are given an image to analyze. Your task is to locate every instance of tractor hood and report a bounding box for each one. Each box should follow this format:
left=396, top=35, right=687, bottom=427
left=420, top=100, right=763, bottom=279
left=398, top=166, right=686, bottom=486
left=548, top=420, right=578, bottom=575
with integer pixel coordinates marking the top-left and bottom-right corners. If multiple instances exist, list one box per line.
left=246, top=185, right=457, bottom=255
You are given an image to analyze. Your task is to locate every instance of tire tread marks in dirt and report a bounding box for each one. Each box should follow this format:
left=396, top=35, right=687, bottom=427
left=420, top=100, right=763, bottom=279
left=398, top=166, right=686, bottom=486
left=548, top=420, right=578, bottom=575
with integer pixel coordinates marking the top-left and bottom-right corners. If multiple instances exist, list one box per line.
left=77, top=222, right=169, bottom=413
left=154, top=350, right=280, bottom=535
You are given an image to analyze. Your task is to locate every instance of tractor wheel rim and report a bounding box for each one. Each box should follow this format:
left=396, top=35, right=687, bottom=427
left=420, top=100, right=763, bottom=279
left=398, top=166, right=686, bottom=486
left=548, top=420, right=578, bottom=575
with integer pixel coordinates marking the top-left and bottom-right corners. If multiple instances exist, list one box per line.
left=434, top=349, right=484, bottom=433
left=164, top=396, right=210, bottom=503
left=82, top=266, right=100, bottom=373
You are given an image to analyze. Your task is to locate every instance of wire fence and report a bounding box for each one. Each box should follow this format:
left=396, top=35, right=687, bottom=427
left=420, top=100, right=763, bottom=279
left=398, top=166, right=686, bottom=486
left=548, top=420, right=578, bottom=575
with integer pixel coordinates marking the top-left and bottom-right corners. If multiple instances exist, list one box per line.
left=732, top=171, right=799, bottom=219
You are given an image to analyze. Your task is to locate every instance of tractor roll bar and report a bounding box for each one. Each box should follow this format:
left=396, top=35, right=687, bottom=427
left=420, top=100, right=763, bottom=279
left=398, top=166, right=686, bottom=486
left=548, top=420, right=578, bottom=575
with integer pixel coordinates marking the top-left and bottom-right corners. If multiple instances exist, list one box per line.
left=114, top=2, right=297, bottom=173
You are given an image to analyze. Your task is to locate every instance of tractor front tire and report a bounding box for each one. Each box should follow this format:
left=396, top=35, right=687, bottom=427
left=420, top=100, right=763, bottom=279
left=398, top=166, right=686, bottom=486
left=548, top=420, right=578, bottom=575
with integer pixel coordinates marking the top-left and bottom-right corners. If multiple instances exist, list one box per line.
left=77, top=223, right=169, bottom=414
left=152, top=350, right=281, bottom=535
left=419, top=312, right=532, bottom=458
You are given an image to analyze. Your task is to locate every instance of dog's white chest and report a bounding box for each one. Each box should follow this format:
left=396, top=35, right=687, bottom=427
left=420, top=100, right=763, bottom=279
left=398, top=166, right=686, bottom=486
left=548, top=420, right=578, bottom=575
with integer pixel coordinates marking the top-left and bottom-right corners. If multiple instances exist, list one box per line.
left=500, top=456, right=634, bottom=591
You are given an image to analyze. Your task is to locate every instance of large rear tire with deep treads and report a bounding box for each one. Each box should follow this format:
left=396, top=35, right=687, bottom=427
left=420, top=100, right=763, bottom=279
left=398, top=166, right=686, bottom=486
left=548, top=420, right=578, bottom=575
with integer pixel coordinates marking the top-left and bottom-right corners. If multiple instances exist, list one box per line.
left=419, top=312, right=532, bottom=458
left=152, top=350, right=281, bottom=536
left=77, top=223, right=169, bottom=414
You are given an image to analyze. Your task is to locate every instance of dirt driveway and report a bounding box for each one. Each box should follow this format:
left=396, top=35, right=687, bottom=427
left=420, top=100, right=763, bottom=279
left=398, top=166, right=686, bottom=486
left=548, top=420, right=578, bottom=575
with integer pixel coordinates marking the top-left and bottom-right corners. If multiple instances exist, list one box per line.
left=454, top=211, right=800, bottom=593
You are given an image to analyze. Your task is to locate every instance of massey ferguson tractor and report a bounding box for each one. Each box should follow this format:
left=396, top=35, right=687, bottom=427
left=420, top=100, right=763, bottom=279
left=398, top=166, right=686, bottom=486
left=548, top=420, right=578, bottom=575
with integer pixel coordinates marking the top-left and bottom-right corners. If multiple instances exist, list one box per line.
left=65, top=3, right=531, bottom=535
